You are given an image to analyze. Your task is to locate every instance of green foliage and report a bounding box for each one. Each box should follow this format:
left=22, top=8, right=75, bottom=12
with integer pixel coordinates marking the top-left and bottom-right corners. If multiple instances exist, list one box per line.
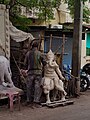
left=0, top=0, right=10, bottom=4
left=37, top=0, right=55, bottom=23
left=83, top=6, right=90, bottom=23
left=65, top=0, right=74, bottom=18
left=1, top=0, right=90, bottom=24
left=17, top=0, right=59, bottom=23
left=65, top=0, right=90, bottom=23
left=1, top=0, right=60, bottom=24
left=10, top=15, right=32, bottom=26
left=10, top=14, right=32, bottom=31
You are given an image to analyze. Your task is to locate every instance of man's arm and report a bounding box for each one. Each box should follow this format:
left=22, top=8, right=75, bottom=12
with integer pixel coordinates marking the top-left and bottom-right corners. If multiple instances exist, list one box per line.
left=41, top=53, right=47, bottom=66
left=24, top=52, right=29, bottom=70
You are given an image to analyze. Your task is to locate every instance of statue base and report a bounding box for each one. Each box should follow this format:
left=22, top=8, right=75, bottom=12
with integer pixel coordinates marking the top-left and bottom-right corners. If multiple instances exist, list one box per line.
left=41, top=99, right=74, bottom=108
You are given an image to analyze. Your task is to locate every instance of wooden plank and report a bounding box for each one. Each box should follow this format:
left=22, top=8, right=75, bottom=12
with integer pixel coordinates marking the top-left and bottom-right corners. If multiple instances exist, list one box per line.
left=47, top=100, right=74, bottom=108
left=41, top=99, right=69, bottom=106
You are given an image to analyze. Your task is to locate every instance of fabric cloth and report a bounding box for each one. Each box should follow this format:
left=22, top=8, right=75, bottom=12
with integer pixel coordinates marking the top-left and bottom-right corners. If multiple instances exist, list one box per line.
left=9, top=22, right=34, bottom=42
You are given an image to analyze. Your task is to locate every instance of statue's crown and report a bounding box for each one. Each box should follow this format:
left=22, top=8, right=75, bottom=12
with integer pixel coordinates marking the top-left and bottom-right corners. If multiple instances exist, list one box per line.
left=47, top=49, right=54, bottom=59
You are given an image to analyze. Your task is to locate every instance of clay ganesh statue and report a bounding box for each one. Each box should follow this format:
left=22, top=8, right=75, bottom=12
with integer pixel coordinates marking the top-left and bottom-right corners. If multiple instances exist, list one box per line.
left=42, top=50, right=67, bottom=103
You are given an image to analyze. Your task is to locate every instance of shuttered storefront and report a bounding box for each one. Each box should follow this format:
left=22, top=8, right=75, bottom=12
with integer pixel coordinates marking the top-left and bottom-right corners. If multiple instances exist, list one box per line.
left=44, top=30, right=73, bottom=66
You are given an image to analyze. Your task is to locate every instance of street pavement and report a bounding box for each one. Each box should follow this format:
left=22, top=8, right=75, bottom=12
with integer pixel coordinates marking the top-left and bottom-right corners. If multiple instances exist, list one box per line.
left=0, top=90, right=90, bottom=120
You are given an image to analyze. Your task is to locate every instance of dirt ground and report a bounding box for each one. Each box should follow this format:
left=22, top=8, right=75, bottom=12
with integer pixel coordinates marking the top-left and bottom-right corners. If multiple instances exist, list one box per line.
left=0, top=90, right=90, bottom=120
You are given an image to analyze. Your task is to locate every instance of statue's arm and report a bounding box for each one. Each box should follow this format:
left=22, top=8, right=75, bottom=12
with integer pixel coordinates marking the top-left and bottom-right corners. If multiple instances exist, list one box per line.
left=55, top=65, right=65, bottom=81
left=41, top=53, right=47, bottom=66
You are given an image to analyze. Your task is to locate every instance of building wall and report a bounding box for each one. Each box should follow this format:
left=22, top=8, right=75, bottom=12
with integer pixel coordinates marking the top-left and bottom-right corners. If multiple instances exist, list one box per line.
left=43, top=3, right=73, bottom=26
left=85, top=0, right=90, bottom=8
left=81, top=38, right=86, bottom=68
left=20, top=3, right=73, bottom=26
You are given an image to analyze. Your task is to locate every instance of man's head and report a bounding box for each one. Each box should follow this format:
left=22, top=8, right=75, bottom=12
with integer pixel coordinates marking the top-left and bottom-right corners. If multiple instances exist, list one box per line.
left=32, top=41, right=39, bottom=48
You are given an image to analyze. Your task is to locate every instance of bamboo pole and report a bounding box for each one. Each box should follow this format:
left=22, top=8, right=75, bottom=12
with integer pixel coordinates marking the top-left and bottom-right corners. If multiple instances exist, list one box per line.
left=60, top=34, right=65, bottom=70
left=49, top=34, right=52, bottom=50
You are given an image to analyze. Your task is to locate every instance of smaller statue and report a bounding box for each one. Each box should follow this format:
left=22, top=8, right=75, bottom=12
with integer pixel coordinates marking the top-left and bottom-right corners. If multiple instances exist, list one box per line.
left=42, top=50, right=67, bottom=103
left=0, top=56, right=14, bottom=87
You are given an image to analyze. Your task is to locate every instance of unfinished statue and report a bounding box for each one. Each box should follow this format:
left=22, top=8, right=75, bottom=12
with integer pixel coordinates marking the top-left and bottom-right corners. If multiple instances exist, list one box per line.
left=0, top=56, right=14, bottom=87
left=42, top=50, right=67, bottom=103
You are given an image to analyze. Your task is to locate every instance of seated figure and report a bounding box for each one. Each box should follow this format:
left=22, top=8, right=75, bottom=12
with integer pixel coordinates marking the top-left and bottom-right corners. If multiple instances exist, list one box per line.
left=0, top=56, right=14, bottom=87
left=42, top=50, right=67, bottom=103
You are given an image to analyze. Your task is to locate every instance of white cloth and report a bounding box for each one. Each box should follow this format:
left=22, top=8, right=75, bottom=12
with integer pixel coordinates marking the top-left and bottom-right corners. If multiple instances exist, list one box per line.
left=9, top=22, right=34, bottom=42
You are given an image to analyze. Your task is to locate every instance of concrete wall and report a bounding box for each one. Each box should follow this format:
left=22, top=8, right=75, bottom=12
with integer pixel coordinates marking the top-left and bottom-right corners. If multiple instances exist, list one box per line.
left=81, top=39, right=86, bottom=68
left=45, top=3, right=73, bottom=26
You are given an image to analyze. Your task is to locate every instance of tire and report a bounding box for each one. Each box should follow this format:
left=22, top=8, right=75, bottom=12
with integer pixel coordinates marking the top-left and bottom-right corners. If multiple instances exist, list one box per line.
left=80, top=76, right=89, bottom=92
left=82, top=63, right=90, bottom=75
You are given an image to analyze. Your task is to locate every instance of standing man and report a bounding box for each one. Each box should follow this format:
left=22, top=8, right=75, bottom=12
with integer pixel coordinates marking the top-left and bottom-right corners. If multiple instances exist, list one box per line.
left=24, top=41, right=44, bottom=107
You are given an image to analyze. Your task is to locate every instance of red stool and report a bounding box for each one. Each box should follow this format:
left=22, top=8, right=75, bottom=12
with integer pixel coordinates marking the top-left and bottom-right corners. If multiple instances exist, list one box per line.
left=6, top=91, right=21, bottom=111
